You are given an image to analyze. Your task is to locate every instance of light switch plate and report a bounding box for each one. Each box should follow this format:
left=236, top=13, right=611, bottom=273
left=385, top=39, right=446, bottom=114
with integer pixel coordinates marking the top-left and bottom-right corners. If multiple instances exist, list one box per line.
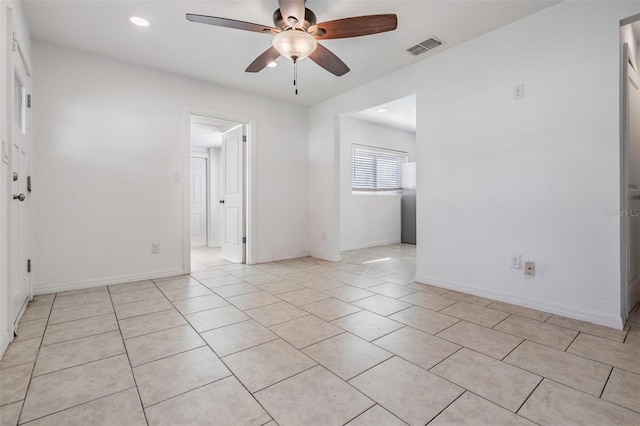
left=513, top=84, right=524, bottom=100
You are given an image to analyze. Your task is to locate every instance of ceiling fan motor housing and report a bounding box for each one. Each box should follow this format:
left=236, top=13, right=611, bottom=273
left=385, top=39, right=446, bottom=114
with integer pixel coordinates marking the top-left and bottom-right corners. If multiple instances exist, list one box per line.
left=273, top=8, right=317, bottom=30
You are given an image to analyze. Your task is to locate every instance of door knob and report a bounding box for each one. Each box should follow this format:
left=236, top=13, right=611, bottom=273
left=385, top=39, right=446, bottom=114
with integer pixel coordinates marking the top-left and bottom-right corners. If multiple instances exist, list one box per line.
left=219, top=200, right=225, bottom=204
left=13, top=193, right=25, bottom=201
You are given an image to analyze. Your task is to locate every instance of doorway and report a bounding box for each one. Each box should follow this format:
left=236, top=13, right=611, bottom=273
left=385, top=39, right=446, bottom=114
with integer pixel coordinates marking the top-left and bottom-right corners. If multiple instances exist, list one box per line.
left=338, top=95, right=417, bottom=252
left=187, top=112, right=250, bottom=272
left=621, top=15, right=640, bottom=318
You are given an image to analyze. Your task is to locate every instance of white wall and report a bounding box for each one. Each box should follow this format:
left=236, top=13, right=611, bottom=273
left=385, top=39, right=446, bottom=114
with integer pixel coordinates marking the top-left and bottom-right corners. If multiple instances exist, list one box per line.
left=309, top=0, right=640, bottom=329
left=340, top=117, right=416, bottom=250
left=31, top=42, right=309, bottom=294
left=1, top=0, right=32, bottom=355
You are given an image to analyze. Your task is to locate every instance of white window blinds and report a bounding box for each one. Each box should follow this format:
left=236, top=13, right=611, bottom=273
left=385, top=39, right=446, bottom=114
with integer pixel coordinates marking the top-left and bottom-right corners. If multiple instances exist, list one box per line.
left=352, top=144, right=407, bottom=192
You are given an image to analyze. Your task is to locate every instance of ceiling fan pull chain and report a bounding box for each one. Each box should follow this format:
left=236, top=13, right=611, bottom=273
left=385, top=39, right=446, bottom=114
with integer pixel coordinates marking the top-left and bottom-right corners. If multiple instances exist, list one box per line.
left=293, top=56, right=298, bottom=95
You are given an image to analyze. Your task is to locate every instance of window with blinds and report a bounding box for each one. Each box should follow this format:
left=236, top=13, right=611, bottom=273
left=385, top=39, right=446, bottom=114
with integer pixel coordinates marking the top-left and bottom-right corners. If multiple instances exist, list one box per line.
left=352, top=144, right=407, bottom=192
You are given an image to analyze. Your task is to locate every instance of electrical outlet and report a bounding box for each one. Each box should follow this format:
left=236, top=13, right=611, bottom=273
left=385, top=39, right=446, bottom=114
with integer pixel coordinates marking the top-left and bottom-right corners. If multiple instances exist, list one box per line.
left=511, top=255, right=521, bottom=269
left=525, top=261, right=535, bottom=276
left=173, top=172, right=181, bottom=183
left=513, top=83, right=524, bottom=100
left=151, top=242, right=160, bottom=254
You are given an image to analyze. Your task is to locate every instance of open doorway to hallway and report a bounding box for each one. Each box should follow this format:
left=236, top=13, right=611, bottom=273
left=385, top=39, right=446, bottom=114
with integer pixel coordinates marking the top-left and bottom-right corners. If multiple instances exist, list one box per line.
left=189, top=114, right=245, bottom=271
left=620, top=15, right=640, bottom=319
left=338, top=95, right=417, bottom=265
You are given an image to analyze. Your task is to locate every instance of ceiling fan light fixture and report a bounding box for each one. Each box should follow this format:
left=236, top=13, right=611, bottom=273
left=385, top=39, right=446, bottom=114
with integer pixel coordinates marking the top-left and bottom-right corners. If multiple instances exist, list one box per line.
left=272, top=30, right=318, bottom=61
left=267, top=61, right=278, bottom=68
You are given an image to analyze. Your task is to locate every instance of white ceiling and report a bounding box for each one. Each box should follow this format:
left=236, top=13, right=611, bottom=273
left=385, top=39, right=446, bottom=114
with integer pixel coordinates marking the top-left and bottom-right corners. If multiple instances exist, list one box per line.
left=348, top=94, right=416, bottom=133
left=190, top=115, right=241, bottom=148
left=22, top=0, right=560, bottom=106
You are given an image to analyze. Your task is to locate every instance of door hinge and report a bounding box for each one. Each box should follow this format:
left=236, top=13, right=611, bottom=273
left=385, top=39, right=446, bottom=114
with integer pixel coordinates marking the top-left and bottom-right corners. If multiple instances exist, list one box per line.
left=242, top=237, right=247, bottom=244
left=242, top=135, right=247, bottom=142
left=27, top=176, right=32, bottom=192
left=27, top=259, right=31, bottom=273
left=27, top=94, right=31, bottom=108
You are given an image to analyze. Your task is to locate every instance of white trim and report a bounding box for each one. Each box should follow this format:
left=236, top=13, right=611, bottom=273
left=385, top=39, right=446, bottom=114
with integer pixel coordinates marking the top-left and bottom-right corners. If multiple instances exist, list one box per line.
left=182, top=106, right=258, bottom=271
left=11, top=31, right=30, bottom=76
left=33, top=268, right=185, bottom=295
left=255, top=251, right=311, bottom=264
left=620, top=43, right=630, bottom=318
left=416, top=274, right=624, bottom=330
left=341, top=239, right=402, bottom=252
left=309, top=252, right=342, bottom=262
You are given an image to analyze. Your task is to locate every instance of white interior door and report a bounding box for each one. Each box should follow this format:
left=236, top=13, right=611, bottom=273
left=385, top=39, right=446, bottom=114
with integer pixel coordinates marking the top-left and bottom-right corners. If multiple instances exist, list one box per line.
left=626, top=56, right=640, bottom=311
left=220, top=126, right=245, bottom=263
left=190, top=156, right=208, bottom=247
left=11, top=45, right=31, bottom=324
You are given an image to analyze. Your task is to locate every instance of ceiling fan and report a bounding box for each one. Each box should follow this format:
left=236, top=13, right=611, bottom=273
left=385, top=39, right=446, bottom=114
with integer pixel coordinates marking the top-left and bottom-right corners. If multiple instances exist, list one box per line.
left=186, top=0, right=397, bottom=81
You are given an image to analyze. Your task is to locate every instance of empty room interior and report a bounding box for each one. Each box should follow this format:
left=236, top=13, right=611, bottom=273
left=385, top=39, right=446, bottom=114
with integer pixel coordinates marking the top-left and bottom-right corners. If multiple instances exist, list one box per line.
left=1, top=0, right=640, bottom=425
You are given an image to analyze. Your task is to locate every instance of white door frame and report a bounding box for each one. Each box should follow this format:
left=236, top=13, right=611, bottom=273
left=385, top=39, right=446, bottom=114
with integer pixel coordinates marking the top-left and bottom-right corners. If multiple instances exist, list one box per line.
left=182, top=106, right=256, bottom=272
left=621, top=40, right=640, bottom=318
left=190, top=154, right=208, bottom=247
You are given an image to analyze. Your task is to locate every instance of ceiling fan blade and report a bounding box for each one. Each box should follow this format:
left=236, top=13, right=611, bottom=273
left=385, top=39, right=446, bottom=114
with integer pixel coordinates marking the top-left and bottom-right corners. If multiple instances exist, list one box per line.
left=245, top=47, right=281, bottom=73
left=310, top=14, right=398, bottom=40
left=278, top=0, right=306, bottom=26
left=186, top=14, right=277, bottom=34
left=309, top=44, right=350, bottom=77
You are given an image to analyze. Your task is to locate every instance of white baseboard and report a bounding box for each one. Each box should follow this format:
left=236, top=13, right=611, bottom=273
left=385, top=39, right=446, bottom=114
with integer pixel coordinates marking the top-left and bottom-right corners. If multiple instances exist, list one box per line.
left=0, top=328, right=11, bottom=360
left=309, top=251, right=342, bottom=263
left=33, top=268, right=185, bottom=295
left=415, top=274, right=624, bottom=330
left=341, top=239, right=402, bottom=252
left=255, top=251, right=311, bottom=264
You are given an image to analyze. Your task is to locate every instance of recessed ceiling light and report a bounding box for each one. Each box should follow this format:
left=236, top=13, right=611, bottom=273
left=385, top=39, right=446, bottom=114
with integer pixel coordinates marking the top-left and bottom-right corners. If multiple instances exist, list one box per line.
left=267, top=61, right=278, bottom=68
left=377, top=108, right=388, bottom=113
left=129, top=16, right=150, bottom=27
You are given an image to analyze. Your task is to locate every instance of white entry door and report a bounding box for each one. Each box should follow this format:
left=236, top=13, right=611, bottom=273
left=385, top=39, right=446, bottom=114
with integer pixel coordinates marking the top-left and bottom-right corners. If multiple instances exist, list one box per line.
left=220, top=126, right=245, bottom=263
left=11, top=42, right=31, bottom=324
left=625, top=54, right=640, bottom=311
left=190, top=156, right=208, bottom=246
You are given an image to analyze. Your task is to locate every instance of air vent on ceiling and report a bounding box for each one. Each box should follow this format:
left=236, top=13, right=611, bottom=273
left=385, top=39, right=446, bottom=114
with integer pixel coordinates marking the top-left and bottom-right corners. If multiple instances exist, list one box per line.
left=407, top=37, right=443, bottom=56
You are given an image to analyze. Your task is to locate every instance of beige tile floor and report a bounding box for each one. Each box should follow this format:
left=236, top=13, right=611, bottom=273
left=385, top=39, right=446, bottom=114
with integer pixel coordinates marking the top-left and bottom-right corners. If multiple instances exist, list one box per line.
left=1, top=244, right=640, bottom=425
left=191, top=246, right=237, bottom=271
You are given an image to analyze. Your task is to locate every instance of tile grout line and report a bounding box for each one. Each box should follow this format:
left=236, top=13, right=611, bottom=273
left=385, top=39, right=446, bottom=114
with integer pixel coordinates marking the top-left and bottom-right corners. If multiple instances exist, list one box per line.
left=155, top=280, right=280, bottom=424
left=107, top=284, right=150, bottom=426
left=514, top=376, right=545, bottom=415
left=17, top=386, right=139, bottom=425
left=141, top=373, right=234, bottom=410
left=499, top=338, right=527, bottom=361
left=490, top=313, right=513, bottom=330
left=14, top=293, right=56, bottom=424
left=424, top=390, right=468, bottom=425
left=340, top=402, right=406, bottom=426
left=598, top=366, right=615, bottom=399
left=39, top=327, right=120, bottom=349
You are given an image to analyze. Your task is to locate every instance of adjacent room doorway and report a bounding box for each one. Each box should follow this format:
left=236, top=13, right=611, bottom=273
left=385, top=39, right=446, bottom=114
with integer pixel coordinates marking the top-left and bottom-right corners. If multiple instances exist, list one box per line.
left=338, top=95, right=417, bottom=253
left=621, top=15, right=640, bottom=317
left=187, top=112, right=250, bottom=272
